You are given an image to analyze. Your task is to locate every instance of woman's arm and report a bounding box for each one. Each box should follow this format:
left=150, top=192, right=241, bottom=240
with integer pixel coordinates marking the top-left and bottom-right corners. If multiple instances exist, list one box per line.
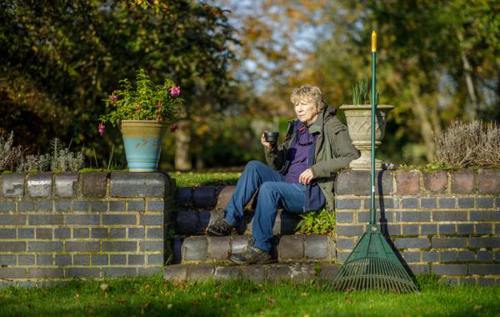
left=262, top=133, right=286, bottom=170
left=310, top=123, right=359, bottom=178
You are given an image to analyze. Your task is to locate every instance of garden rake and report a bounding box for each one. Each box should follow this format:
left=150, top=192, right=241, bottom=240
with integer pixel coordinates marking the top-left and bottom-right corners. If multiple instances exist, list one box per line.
left=332, top=31, right=419, bottom=293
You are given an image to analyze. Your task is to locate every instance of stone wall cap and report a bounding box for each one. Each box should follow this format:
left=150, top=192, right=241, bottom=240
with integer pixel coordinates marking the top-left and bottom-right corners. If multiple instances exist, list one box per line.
left=27, top=172, right=53, bottom=198
left=110, top=172, right=169, bottom=197
left=1, top=173, right=25, bottom=197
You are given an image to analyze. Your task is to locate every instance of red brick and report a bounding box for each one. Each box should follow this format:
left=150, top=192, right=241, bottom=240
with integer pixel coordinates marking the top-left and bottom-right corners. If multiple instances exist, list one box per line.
left=396, top=171, right=420, bottom=195
left=451, top=170, right=475, bottom=194
left=423, top=171, right=448, bottom=193
left=478, top=169, right=500, bottom=194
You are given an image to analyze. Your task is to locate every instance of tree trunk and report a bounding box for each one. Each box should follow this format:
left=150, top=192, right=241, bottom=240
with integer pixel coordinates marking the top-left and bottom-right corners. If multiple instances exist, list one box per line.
left=457, top=32, right=479, bottom=120
left=410, top=87, right=436, bottom=162
left=174, top=119, right=192, bottom=171
left=430, top=98, right=442, bottom=141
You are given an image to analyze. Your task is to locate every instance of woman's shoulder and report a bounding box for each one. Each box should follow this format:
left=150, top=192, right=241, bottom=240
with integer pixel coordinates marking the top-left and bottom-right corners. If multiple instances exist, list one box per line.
left=324, top=115, right=347, bottom=134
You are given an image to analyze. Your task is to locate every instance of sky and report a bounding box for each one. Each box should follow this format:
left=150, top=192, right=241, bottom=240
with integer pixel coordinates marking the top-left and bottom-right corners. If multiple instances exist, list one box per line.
left=213, top=0, right=331, bottom=94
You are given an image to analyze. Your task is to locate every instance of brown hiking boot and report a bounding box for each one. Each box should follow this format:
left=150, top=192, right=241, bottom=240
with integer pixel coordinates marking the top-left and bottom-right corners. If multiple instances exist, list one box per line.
left=206, top=217, right=236, bottom=236
left=229, top=242, right=273, bottom=265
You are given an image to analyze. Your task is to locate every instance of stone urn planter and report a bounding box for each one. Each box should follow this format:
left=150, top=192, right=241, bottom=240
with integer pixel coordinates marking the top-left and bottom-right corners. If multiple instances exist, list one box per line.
left=339, top=104, right=394, bottom=170
left=121, top=120, right=165, bottom=172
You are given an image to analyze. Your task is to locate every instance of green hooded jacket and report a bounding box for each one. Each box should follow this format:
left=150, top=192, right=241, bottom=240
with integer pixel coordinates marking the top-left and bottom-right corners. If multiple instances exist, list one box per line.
left=264, top=106, right=359, bottom=210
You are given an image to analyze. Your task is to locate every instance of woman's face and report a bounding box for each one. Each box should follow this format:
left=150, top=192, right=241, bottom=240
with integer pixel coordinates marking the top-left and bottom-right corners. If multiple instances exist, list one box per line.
left=295, top=100, right=319, bottom=126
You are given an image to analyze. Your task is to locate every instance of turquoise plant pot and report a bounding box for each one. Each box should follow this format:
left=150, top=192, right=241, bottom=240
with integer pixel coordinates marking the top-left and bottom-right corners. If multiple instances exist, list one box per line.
left=121, top=120, right=164, bottom=172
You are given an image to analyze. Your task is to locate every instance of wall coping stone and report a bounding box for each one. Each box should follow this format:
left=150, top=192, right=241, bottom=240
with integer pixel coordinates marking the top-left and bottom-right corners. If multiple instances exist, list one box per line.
left=335, top=168, right=499, bottom=196
left=0, top=172, right=173, bottom=199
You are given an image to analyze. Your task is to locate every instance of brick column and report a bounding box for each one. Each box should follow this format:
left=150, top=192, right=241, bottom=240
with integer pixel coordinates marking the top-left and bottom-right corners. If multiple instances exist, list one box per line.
left=334, top=168, right=500, bottom=285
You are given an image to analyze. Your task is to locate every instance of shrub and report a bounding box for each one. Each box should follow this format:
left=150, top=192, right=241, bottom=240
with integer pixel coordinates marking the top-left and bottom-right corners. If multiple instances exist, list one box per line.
left=0, top=132, right=24, bottom=171
left=434, top=120, right=500, bottom=168
left=16, top=154, right=50, bottom=173
left=0, top=132, right=84, bottom=173
left=49, top=138, right=84, bottom=173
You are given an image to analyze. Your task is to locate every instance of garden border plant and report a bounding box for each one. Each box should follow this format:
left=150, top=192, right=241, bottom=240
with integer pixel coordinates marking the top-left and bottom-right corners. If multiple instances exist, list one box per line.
left=0, top=132, right=85, bottom=173
left=296, top=208, right=336, bottom=236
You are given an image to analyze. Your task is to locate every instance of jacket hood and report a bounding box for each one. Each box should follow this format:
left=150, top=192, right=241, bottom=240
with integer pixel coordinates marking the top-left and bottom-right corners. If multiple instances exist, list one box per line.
left=309, top=106, right=337, bottom=134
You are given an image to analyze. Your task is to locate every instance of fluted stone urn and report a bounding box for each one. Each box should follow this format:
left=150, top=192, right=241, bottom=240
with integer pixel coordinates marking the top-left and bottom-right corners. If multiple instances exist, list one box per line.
left=339, top=104, right=394, bottom=170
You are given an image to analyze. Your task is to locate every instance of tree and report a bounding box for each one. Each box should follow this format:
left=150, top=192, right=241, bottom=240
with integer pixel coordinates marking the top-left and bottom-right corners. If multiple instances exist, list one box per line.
left=0, top=0, right=237, bottom=170
left=240, top=0, right=499, bottom=164
left=364, top=0, right=499, bottom=161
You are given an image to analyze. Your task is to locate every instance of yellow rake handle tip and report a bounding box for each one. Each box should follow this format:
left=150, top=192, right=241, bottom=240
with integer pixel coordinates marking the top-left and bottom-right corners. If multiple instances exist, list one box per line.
left=371, top=31, right=377, bottom=52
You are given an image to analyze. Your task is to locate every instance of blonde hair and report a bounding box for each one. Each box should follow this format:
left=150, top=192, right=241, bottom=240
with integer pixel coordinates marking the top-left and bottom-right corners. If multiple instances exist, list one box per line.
left=290, top=85, right=327, bottom=111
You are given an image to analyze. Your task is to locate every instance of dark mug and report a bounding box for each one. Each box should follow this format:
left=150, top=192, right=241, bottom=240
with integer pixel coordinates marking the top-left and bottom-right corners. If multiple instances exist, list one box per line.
left=264, top=131, right=279, bottom=145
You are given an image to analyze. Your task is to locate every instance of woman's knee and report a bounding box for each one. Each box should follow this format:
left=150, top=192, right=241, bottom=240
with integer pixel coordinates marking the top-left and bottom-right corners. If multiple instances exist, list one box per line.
left=245, top=160, right=265, bottom=173
left=258, top=181, right=278, bottom=197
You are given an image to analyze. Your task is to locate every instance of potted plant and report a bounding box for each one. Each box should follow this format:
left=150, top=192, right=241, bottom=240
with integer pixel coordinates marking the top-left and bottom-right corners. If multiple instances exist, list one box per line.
left=339, top=79, right=393, bottom=170
left=99, top=69, right=184, bottom=172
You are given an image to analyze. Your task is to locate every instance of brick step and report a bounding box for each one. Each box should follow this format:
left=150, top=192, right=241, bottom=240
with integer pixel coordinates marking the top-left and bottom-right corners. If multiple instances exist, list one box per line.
left=164, top=263, right=340, bottom=283
left=176, top=186, right=237, bottom=210
left=172, top=234, right=336, bottom=264
left=174, top=208, right=302, bottom=236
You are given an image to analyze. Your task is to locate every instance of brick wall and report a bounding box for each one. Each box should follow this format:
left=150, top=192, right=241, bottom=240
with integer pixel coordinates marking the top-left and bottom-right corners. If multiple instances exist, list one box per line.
left=0, top=172, right=172, bottom=283
left=335, top=169, right=500, bottom=285
left=1, top=168, right=498, bottom=284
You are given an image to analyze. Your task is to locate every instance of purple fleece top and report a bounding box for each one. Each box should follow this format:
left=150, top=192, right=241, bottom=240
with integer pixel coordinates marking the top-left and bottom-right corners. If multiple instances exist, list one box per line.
left=283, top=122, right=325, bottom=211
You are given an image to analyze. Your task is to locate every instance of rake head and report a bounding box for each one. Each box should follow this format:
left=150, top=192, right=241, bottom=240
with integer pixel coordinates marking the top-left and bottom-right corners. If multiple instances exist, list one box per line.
left=333, top=226, right=419, bottom=293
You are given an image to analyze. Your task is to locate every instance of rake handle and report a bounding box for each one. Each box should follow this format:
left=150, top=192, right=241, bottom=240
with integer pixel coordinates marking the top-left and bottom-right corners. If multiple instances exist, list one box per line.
left=370, top=31, right=377, bottom=225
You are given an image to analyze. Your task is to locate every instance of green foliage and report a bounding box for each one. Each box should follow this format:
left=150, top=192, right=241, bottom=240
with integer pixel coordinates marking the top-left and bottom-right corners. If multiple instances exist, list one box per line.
left=50, top=137, right=61, bottom=163
left=158, top=114, right=267, bottom=170
left=352, top=79, right=380, bottom=106
left=193, top=115, right=265, bottom=168
left=100, top=69, right=184, bottom=127
left=296, top=208, right=336, bottom=236
left=352, top=79, right=369, bottom=105
left=170, top=171, right=241, bottom=187
left=79, top=168, right=109, bottom=173
left=293, top=0, right=500, bottom=165
left=397, top=161, right=455, bottom=172
left=0, top=0, right=236, bottom=165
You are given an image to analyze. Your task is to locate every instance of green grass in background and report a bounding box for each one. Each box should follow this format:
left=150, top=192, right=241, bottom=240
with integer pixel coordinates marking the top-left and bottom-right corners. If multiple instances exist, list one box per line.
left=0, top=274, right=498, bottom=317
left=169, top=171, right=241, bottom=187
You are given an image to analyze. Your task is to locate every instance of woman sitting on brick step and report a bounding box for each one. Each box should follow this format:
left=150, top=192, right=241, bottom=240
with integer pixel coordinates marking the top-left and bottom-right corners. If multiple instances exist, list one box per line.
left=206, top=85, right=359, bottom=264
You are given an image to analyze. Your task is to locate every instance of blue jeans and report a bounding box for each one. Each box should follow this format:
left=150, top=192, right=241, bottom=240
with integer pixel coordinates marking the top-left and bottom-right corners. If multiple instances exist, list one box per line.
left=224, top=160, right=309, bottom=252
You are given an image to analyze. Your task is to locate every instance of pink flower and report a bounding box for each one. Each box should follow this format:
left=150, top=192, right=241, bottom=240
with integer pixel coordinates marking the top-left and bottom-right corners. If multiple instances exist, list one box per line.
left=109, top=92, right=118, bottom=104
left=169, top=86, right=181, bottom=97
left=98, top=122, right=105, bottom=136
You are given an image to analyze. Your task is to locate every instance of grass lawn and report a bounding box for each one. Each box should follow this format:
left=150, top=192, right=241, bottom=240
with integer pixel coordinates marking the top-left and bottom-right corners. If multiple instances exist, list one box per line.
left=169, top=171, right=241, bottom=187
left=0, top=274, right=498, bottom=317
